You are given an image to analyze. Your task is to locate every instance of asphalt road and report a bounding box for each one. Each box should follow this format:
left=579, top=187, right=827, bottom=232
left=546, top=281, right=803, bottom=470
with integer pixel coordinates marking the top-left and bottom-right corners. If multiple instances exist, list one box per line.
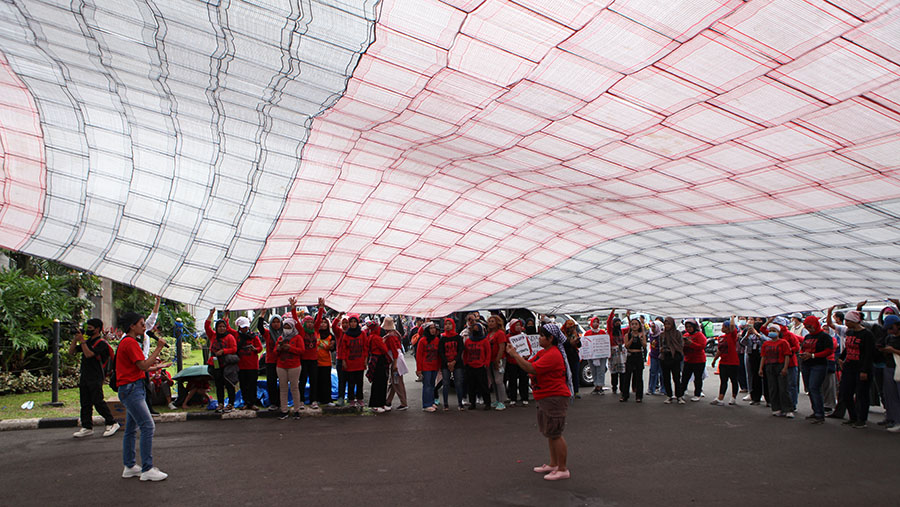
left=1, top=370, right=895, bottom=507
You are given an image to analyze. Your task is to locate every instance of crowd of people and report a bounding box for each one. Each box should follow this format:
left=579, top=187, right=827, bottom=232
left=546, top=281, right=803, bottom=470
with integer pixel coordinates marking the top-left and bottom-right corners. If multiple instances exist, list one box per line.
left=71, top=295, right=900, bottom=482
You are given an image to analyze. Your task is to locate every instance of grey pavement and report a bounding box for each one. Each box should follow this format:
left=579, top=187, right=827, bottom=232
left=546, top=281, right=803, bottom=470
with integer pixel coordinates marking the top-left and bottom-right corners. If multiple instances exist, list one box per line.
left=0, top=366, right=895, bottom=507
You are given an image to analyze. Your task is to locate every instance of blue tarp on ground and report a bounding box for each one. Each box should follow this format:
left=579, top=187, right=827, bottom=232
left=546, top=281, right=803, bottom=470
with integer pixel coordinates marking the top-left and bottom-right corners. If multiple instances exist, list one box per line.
left=208, top=367, right=339, bottom=409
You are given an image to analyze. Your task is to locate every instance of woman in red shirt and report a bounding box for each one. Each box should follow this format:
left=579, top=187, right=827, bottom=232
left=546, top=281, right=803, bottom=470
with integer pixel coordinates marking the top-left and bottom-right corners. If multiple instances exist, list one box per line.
left=204, top=309, right=238, bottom=413
left=417, top=321, right=442, bottom=412
left=759, top=326, right=793, bottom=418
left=711, top=316, right=739, bottom=406
left=235, top=316, right=263, bottom=410
left=506, top=323, right=572, bottom=482
left=338, top=314, right=367, bottom=407
left=680, top=319, right=708, bottom=402
left=116, top=311, right=168, bottom=481
left=275, top=313, right=304, bottom=420
left=257, top=311, right=283, bottom=410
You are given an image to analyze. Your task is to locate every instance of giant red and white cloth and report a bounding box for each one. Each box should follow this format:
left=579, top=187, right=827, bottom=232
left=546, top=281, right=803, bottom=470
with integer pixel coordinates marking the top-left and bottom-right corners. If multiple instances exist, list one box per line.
left=1, top=0, right=899, bottom=316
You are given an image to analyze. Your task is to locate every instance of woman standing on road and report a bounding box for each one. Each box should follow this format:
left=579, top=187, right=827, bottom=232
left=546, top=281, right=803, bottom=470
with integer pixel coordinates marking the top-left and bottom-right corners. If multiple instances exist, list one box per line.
left=275, top=314, right=303, bottom=420
left=760, top=325, right=793, bottom=418
left=506, top=323, right=572, bottom=481
left=680, top=319, right=707, bottom=402
left=620, top=317, right=646, bottom=403
left=800, top=315, right=833, bottom=423
left=117, top=311, right=168, bottom=481
left=561, top=319, right=582, bottom=400
left=607, top=309, right=626, bottom=396
left=340, top=314, right=367, bottom=407
left=659, top=317, right=684, bottom=404
left=418, top=320, right=442, bottom=412
left=710, top=317, right=739, bottom=406
left=205, top=309, right=238, bottom=413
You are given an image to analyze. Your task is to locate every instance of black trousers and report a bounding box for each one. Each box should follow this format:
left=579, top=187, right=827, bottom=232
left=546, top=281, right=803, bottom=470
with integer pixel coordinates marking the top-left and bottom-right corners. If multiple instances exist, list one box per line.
left=505, top=361, right=530, bottom=402
left=661, top=355, right=682, bottom=398
left=611, top=372, right=619, bottom=393
left=265, top=363, right=279, bottom=407
left=211, top=366, right=235, bottom=406
left=79, top=382, right=114, bottom=429
left=369, top=356, right=388, bottom=407
left=316, top=364, right=333, bottom=403
left=299, top=360, right=317, bottom=405
left=238, top=369, right=259, bottom=407
left=567, top=354, right=580, bottom=395
left=337, top=359, right=347, bottom=399
left=748, top=351, right=764, bottom=402
left=839, top=365, right=871, bottom=423
left=346, top=370, right=364, bottom=400
left=718, top=364, right=739, bottom=397
left=620, top=353, right=644, bottom=401
left=466, top=365, right=491, bottom=408
left=680, top=362, right=705, bottom=397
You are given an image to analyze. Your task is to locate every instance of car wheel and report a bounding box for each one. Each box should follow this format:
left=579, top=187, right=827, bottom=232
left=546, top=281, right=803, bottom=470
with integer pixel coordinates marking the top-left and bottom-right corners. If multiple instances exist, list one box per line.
left=579, top=360, right=593, bottom=387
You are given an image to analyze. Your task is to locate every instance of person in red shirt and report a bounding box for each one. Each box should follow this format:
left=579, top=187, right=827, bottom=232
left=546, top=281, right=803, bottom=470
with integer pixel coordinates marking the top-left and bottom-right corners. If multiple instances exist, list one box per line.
left=315, top=314, right=335, bottom=407
left=487, top=315, right=509, bottom=410
left=506, top=323, right=572, bottom=482
left=711, top=316, right=740, bottom=405
left=116, top=311, right=168, bottom=481
left=204, top=308, right=238, bottom=413
left=464, top=314, right=493, bottom=410
left=290, top=297, right=324, bottom=410
left=257, top=311, right=283, bottom=410
left=680, top=319, right=708, bottom=402
left=772, top=316, right=802, bottom=412
left=333, top=313, right=348, bottom=404
left=759, top=326, right=793, bottom=418
left=338, top=314, right=367, bottom=407
left=275, top=311, right=303, bottom=420
left=584, top=317, right=608, bottom=396
left=234, top=316, right=263, bottom=410
left=383, top=317, right=408, bottom=411
left=800, top=315, right=834, bottom=423
left=417, top=320, right=442, bottom=412
left=366, top=318, right=390, bottom=412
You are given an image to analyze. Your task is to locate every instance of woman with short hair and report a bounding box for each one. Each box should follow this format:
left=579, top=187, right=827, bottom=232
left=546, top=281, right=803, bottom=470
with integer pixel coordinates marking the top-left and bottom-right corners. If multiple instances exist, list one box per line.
left=506, top=323, right=573, bottom=481
left=659, top=317, right=684, bottom=404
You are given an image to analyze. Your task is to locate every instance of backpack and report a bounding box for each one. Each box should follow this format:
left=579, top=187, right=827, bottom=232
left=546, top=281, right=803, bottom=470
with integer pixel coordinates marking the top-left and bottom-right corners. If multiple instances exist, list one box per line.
left=107, top=341, right=119, bottom=392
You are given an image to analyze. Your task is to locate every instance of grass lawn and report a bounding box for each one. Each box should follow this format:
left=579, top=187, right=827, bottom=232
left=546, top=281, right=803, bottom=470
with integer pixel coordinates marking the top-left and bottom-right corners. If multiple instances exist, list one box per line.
left=1, top=348, right=211, bottom=421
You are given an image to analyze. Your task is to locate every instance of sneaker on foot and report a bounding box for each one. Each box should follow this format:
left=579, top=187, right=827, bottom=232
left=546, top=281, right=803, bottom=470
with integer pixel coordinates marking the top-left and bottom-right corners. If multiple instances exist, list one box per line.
left=279, top=412, right=290, bottom=420
left=495, top=402, right=506, bottom=411
left=750, top=401, right=761, bottom=406
left=533, top=464, right=558, bottom=473
left=140, top=467, right=168, bottom=482
left=691, top=396, right=701, bottom=402
left=664, top=397, right=673, bottom=404
left=677, top=398, right=686, bottom=405
left=122, top=465, right=142, bottom=478
left=373, top=407, right=385, bottom=414
left=728, top=398, right=737, bottom=406
left=397, top=405, right=408, bottom=411
left=544, top=469, right=571, bottom=481
left=311, top=402, right=319, bottom=410
left=443, top=406, right=450, bottom=412
left=224, top=404, right=233, bottom=413
left=887, top=424, right=900, bottom=433
left=509, top=400, right=517, bottom=406
left=292, top=411, right=301, bottom=420
left=167, top=402, right=177, bottom=410
left=103, top=422, right=120, bottom=437
left=383, top=406, right=392, bottom=412
left=785, top=412, right=795, bottom=419
left=772, top=411, right=784, bottom=417
left=522, top=400, right=529, bottom=406
left=742, top=395, right=752, bottom=401
left=73, top=428, right=93, bottom=438
left=841, top=419, right=857, bottom=426
left=268, top=405, right=278, bottom=411
left=423, top=406, right=436, bottom=413
left=810, top=418, right=825, bottom=425
left=326, top=402, right=336, bottom=407
left=851, top=421, right=867, bottom=429
left=710, top=399, right=724, bottom=406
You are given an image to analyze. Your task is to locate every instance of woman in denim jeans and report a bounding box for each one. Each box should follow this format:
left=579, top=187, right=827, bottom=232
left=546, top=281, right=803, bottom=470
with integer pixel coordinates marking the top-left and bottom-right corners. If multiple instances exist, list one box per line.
left=116, top=311, right=168, bottom=481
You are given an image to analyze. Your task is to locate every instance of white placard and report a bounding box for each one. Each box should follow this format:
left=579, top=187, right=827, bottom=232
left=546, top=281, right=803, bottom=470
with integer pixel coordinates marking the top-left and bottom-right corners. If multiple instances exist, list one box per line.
left=580, top=333, right=611, bottom=360
left=509, top=333, right=532, bottom=357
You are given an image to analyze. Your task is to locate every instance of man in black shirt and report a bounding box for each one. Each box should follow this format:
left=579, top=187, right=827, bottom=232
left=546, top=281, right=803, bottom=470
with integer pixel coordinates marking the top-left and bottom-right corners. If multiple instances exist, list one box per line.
left=69, top=319, right=119, bottom=438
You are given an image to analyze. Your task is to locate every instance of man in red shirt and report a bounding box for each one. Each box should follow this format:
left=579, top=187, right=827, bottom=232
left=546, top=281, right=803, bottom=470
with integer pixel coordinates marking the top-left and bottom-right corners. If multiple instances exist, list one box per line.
left=116, top=311, right=168, bottom=482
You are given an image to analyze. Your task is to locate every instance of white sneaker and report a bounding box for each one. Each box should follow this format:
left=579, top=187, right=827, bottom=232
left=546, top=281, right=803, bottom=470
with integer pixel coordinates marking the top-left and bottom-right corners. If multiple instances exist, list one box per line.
left=887, top=424, right=900, bottom=433
left=664, top=397, right=673, bottom=404
left=690, top=396, right=701, bottom=402
left=103, top=422, right=120, bottom=437
left=700, top=392, right=706, bottom=397
left=382, top=406, right=392, bottom=412
left=729, top=398, right=737, bottom=406
left=311, top=402, right=319, bottom=409
left=167, top=402, right=177, bottom=410
left=373, top=407, right=385, bottom=414
left=522, top=400, right=529, bottom=406
left=122, top=465, right=142, bottom=478
left=677, top=397, right=686, bottom=404
left=140, top=467, right=168, bottom=482
left=742, top=395, right=752, bottom=401
left=785, top=412, right=795, bottom=419
left=73, top=428, right=93, bottom=438
left=710, top=399, right=724, bottom=406
left=508, top=401, right=516, bottom=406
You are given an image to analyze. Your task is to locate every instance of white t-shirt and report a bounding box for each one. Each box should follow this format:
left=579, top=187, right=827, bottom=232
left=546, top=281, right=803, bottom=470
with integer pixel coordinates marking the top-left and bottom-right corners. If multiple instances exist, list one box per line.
left=142, top=312, right=158, bottom=359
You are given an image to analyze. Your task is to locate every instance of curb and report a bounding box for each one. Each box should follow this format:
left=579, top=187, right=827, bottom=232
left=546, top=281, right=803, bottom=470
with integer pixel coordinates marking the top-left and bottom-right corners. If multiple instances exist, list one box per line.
left=0, top=405, right=370, bottom=432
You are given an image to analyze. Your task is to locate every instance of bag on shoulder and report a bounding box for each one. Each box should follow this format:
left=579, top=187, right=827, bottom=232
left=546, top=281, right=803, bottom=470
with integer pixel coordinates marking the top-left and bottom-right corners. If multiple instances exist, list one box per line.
left=108, top=344, right=119, bottom=392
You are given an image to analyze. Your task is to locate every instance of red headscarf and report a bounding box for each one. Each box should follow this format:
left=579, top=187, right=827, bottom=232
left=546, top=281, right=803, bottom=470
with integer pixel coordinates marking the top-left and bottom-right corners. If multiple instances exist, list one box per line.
left=441, top=318, right=456, bottom=337
left=803, top=315, right=822, bottom=334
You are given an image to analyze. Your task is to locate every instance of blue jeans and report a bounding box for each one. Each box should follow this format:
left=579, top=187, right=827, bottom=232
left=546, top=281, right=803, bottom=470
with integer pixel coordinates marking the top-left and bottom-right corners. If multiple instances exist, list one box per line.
left=648, top=356, right=662, bottom=393
left=805, top=364, right=826, bottom=418
left=441, top=367, right=464, bottom=407
left=787, top=366, right=799, bottom=410
left=422, top=370, right=437, bottom=408
left=119, top=380, right=155, bottom=472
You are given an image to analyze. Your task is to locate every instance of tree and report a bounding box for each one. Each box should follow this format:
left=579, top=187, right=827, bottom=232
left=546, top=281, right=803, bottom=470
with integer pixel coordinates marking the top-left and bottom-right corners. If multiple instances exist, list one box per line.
left=112, top=282, right=195, bottom=337
left=0, top=252, right=101, bottom=371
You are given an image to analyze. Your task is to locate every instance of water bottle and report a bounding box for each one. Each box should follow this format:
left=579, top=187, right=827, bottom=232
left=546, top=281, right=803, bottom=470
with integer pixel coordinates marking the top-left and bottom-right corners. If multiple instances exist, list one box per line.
left=213, top=356, right=219, bottom=368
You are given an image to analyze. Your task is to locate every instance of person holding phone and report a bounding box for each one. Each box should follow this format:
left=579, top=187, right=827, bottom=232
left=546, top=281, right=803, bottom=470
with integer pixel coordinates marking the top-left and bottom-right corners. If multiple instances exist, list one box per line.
left=70, top=318, right=119, bottom=438
left=116, top=312, right=168, bottom=481
left=506, top=323, right=572, bottom=481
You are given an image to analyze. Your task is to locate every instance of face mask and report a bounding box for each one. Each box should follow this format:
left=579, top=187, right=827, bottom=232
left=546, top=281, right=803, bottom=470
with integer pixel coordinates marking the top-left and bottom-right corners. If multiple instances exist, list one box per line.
left=768, top=332, right=779, bottom=339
